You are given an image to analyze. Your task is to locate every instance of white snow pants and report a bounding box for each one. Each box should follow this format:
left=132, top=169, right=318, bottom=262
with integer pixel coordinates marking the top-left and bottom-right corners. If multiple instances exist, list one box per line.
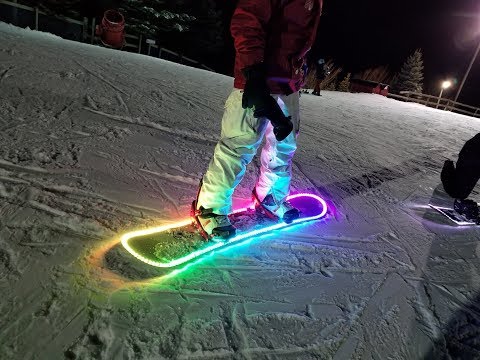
left=197, top=89, right=300, bottom=215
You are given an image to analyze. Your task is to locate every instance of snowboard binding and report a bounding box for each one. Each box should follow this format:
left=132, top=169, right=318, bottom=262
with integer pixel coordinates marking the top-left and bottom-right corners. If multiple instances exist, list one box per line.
left=252, top=189, right=300, bottom=224
left=191, top=201, right=236, bottom=241
left=191, top=180, right=236, bottom=241
left=454, top=199, right=480, bottom=224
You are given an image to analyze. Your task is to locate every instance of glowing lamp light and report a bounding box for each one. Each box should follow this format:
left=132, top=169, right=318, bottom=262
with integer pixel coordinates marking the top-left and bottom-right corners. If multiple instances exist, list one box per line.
left=121, top=193, right=328, bottom=268
left=437, top=79, right=453, bottom=109
left=441, top=80, right=452, bottom=89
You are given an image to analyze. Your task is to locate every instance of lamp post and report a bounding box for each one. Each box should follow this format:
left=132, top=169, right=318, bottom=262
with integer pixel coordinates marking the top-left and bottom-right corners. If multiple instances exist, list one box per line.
left=437, top=80, right=452, bottom=109
left=454, top=36, right=480, bottom=104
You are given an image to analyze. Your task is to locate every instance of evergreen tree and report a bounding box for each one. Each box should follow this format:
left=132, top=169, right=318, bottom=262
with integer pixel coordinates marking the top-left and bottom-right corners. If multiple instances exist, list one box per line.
left=23, top=0, right=225, bottom=70
left=324, top=79, right=337, bottom=91
left=118, top=0, right=195, bottom=38
left=389, top=74, right=398, bottom=91
left=338, top=73, right=351, bottom=92
left=24, top=0, right=84, bottom=18
left=357, top=66, right=391, bottom=84
left=183, top=0, right=225, bottom=63
left=118, top=0, right=224, bottom=67
left=392, top=49, right=424, bottom=93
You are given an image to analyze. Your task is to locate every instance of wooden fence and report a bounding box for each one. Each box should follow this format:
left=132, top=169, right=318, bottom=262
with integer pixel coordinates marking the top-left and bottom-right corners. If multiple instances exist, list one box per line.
left=387, top=91, right=480, bottom=119
left=0, top=0, right=213, bottom=71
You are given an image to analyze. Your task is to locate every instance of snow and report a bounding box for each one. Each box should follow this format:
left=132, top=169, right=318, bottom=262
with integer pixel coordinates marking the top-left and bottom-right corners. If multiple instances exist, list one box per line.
left=1, top=22, right=480, bottom=359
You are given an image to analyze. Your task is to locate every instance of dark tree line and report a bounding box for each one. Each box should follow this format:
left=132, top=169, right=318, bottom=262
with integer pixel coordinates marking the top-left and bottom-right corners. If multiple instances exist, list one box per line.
left=23, top=0, right=229, bottom=70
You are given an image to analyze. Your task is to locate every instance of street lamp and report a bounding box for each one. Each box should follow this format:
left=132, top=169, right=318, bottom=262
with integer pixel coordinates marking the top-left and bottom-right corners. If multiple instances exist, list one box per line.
left=436, top=80, right=452, bottom=109
left=454, top=33, right=480, bottom=104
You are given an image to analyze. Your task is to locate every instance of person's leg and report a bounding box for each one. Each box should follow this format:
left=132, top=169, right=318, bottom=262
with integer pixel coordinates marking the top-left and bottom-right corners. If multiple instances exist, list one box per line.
left=197, top=89, right=269, bottom=215
left=255, top=92, right=299, bottom=204
left=442, top=133, right=480, bottom=199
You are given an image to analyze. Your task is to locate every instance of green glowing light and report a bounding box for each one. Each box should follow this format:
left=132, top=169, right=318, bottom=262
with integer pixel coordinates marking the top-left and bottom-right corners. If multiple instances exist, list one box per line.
left=121, top=193, right=328, bottom=268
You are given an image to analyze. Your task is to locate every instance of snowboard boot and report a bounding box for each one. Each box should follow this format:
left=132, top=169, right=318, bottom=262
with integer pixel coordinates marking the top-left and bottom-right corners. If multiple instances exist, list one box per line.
left=453, top=198, right=479, bottom=223
left=191, top=201, right=236, bottom=241
left=252, top=189, right=300, bottom=224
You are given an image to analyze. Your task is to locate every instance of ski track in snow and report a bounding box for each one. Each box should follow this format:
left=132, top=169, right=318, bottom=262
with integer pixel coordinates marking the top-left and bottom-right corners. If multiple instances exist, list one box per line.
left=1, top=23, right=480, bottom=359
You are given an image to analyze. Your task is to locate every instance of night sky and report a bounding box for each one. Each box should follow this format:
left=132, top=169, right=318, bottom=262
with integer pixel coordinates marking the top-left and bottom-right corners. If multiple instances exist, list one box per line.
left=317, top=0, right=480, bottom=106
left=217, top=0, right=480, bottom=107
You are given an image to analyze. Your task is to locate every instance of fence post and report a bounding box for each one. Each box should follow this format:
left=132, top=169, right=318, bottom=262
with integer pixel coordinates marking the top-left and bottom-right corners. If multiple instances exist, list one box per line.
left=82, top=17, right=88, bottom=42
left=34, top=7, right=39, bottom=30
left=138, top=34, right=142, bottom=53
left=448, top=100, right=454, bottom=113
left=10, top=0, right=18, bottom=25
left=158, top=47, right=162, bottom=59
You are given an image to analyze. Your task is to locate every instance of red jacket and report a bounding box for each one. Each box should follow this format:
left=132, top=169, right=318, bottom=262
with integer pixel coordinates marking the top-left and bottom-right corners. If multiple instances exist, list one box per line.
left=231, top=0, right=322, bottom=95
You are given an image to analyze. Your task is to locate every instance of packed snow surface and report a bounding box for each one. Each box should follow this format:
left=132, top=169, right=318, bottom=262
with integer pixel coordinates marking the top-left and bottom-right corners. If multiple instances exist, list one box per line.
left=1, top=23, right=480, bottom=359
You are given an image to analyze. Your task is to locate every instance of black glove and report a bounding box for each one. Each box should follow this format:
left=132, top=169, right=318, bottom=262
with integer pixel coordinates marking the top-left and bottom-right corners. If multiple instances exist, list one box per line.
left=241, top=64, right=293, bottom=141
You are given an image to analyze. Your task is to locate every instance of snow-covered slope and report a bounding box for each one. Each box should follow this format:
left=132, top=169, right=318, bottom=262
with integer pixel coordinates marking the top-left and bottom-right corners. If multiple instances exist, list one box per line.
left=1, top=23, right=480, bottom=359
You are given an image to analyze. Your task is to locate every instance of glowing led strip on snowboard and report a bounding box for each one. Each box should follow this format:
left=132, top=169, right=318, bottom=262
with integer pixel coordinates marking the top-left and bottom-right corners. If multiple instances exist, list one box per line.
left=121, top=193, right=328, bottom=268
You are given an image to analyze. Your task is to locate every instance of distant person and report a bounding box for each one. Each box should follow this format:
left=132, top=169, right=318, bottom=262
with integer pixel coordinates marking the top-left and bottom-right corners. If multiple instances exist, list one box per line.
left=441, top=133, right=480, bottom=220
left=300, top=62, right=310, bottom=94
left=192, top=0, right=323, bottom=240
left=312, top=58, right=330, bottom=96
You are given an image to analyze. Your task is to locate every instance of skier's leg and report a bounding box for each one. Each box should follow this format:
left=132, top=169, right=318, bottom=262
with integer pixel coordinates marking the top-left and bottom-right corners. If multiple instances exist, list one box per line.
left=197, top=89, right=268, bottom=215
left=454, top=133, right=480, bottom=198
left=312, top=80, right=320, bottom=95
left=442, top=133, right=480, bottom=199
left=255, top=92, right=299, bottom=205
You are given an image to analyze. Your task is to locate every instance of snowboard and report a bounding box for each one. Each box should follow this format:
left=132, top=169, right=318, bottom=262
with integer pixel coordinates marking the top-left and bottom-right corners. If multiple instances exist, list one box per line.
left=122, top=193, right=328, bottom=268
left=429, top=204, right=479, bottom=226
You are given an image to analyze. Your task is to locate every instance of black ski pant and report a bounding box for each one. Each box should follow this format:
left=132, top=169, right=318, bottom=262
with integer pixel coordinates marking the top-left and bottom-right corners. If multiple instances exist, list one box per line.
left=441, top=132, right=480, bottom=199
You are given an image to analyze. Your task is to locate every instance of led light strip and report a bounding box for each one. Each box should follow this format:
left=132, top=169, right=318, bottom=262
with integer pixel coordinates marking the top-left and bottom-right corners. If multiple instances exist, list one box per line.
left=121, top=193, right=328, bottom=268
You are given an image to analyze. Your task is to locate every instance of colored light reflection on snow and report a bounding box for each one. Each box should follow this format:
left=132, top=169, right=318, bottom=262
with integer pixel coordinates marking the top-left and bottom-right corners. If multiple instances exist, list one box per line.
left=121, top=193, right=328, bottom=268
left=150, top=223, right=315, bottom=285
left=87, top=193, right=328, bottom=290
left=89, top=227, right=303, bottom=290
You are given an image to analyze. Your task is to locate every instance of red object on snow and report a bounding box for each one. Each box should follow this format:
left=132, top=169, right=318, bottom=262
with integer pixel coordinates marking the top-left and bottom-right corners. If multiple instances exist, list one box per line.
left=96, top=10, right=125, bottom=49
left=350, top=79, right=389, bottom=97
